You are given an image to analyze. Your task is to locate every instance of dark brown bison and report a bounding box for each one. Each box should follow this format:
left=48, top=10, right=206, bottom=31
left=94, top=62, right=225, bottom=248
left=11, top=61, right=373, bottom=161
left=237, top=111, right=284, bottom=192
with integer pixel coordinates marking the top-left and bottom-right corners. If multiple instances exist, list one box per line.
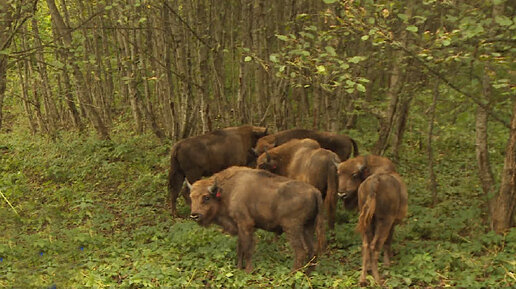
left=188, top=166, right=326, bottom=272
left=256, top=138, right=341, bottom=230
left=337, top=155, right=397, bottom=210
left=254, top=128, right=359, bottom=161
left=168, top=125, right=267, bottom=216
left=356, top=173, right=408, bottom=286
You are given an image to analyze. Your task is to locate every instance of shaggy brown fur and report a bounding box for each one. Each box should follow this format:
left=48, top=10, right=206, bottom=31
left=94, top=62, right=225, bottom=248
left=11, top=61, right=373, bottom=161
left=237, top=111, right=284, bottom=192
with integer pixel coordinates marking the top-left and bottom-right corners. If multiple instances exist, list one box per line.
left=356, top=173, right=408, bottom=286
left=168, top=125, right=267, bottom=216
left=189, top=166, right=326, bottom=273
left=256, top=139, right=341, bottom=230
left=254, top=128, right=359, bottom=161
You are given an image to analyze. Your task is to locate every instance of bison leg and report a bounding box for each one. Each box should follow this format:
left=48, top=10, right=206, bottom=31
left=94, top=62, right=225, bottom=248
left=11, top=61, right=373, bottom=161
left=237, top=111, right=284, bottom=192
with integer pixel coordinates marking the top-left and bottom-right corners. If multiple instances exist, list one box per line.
left=303, top=222, right=316, bottom=269
left=369, top=217, right=395, bottom=286
left=359, top=229, right=374, bottom=287
left=383, top=225, right=396, bottom=267
left=237, top=223, right=255, bottom=273
left=285, top=226, right=308, bottom=271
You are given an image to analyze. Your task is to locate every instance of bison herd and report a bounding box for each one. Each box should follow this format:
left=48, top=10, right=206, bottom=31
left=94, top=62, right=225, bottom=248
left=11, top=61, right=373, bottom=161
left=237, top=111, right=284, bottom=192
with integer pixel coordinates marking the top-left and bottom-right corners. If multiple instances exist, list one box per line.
left=168, top=125, right=408, bottom=286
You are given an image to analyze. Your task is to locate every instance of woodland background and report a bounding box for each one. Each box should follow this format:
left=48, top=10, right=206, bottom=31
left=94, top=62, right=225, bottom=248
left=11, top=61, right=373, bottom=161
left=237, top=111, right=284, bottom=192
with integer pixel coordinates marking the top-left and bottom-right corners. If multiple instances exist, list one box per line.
left=0, top=0, right=515, bottom=288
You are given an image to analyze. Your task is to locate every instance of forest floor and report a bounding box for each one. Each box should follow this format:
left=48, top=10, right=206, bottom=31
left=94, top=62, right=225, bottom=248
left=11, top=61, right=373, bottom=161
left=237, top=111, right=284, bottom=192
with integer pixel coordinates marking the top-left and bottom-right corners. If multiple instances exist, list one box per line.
left=0, top=124, right=514, bottom=288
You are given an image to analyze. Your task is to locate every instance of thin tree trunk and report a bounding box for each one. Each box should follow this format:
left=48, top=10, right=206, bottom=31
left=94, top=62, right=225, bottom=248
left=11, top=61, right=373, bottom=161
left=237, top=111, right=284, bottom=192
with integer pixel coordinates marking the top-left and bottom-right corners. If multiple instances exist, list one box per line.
left=46, top=0, right=110, bottom=140
left=476, top=66, right=497, bottom=226
left=373, top=4, right=412, bottom=155
left=491, top=98, right=516, bottom=233
left=0, top=0, right=14, bottom=130
left=31, top=17, right=58, bottom=136
left=428, top=81, right=439, bottom=206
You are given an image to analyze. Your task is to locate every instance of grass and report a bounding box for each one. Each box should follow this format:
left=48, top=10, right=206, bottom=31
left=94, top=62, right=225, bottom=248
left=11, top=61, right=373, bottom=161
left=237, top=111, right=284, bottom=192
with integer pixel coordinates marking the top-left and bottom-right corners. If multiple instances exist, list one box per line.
left=0, top=124, right=515, bottom=288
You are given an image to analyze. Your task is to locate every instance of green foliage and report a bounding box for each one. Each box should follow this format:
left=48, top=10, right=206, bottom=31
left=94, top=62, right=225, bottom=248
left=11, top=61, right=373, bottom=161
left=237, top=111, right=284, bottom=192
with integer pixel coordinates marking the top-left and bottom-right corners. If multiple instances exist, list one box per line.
left=0, top=121, right=514, bottom=288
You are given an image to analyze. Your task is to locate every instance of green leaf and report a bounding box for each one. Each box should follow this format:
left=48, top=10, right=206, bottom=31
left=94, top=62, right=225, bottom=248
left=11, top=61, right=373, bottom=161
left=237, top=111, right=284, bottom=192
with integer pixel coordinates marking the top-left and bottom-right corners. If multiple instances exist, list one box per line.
left=406, top=26, right=418, bottom=32
left=325, top=46, right=337, bottom=56
left=316, top=65, right=326, bottom=74
left=244, top=56, right=252, bottom=62
left=357, top=83, right=366, bottom=92
left=495, top=15, right=512, bottom=27
left=348, top=56, right=365, bottom=63
left=361, top=35, right=369, bottom=41
left=398, top=13, right=408, bottom=22
left=276, top=34, right=289, bottom=41
left=323, top=0, right=337, bottom=3
left=269, top=54, right=278, bottom=63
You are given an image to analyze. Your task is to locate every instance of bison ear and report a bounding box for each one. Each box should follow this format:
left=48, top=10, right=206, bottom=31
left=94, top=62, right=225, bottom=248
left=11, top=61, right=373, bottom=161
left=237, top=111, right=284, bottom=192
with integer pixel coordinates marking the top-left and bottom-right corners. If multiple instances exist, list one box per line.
left=208, top=180, right=221, bottom=198
left=358, top=164, right=370, bottom=180
left=265, top=149, right=271, bottom=162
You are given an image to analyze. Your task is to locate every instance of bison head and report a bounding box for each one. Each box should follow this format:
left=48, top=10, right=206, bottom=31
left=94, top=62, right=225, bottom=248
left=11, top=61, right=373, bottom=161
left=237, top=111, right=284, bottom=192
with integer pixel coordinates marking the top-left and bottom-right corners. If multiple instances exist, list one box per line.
left=337, top=156, right=370, bottom=199
left=256, top=149, right=279, bottom=173
left=254, top=135, right=277, bottom=157
left=190, top=179, right=222, bottom=226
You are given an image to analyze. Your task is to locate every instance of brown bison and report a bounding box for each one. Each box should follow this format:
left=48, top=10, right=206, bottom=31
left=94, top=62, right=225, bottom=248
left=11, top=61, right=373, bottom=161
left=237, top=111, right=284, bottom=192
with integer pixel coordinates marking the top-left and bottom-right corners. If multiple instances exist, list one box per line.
left=256, top=139, right=341, bottom=230
left=337, top=155, right=397, bottom=210
left=168, top=125, right=267, bottom=216
left=254, top=128, right=359, bottom=161
left=356, top=173, right=408, bottom=286
left=188, top=166, right=326, bottom=272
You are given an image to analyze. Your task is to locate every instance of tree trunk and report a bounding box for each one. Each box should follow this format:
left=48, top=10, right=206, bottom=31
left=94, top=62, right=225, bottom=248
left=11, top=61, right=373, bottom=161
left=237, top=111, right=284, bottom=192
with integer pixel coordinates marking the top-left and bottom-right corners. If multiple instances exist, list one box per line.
left=491, top=98, right=516, bottom=233
left=428, top=81, right=439, bottom=206
left=46, top=0, right=110, bottom=140
left=373, top=4, right=412, bottom=155
left=0, top=0, right=14, bottom=130
left=476, top=66, right=497, bottom=225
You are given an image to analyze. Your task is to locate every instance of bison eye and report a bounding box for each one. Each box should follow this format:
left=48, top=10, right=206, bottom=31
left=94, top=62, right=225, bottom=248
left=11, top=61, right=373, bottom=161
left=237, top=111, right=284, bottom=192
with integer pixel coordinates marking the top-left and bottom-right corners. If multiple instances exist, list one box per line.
left=202, top=195, right=210, bottom=202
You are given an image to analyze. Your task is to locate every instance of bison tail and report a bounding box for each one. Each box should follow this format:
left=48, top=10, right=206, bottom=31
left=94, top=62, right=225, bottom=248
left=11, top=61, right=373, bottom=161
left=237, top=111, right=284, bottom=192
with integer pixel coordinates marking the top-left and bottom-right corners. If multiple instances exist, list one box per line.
left=356, top=177, right=378, bottom=234
left=168, top=143, right=185, bottom=216
left=350, top=137, right=360, bottom=157
left=315, top=192, right=327, bottom=255
left=325, top=160, right=339, bottom=230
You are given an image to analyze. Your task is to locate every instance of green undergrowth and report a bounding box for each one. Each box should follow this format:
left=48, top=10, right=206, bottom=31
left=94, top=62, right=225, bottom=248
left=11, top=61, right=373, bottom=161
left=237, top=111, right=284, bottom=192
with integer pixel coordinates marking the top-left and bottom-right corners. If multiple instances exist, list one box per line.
left=0, top=126, right=514, bottom=288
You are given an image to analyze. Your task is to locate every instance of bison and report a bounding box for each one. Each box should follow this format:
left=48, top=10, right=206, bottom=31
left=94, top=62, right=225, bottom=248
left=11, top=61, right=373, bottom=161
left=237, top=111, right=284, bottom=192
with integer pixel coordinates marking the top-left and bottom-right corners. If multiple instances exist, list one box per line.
left=256, top=138, right=341, bottom=230
left=356, top=173, right=408, bottom=286
left=168, top=125, right=267, bottom=216
left=337, top=155, right=397, bottom=210
left=188, top=166, right=326, bottom=272
left=254, top=128, right=359, bottom=162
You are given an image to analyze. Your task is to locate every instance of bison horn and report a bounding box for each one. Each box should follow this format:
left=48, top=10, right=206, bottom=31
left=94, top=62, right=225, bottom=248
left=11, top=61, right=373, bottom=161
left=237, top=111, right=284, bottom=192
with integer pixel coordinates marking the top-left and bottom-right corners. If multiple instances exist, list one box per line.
left=185, top=179, right=193, bottom=190
left=250, top=147, right=259, bottom=157
left=332, top=160, right=340, bottom=168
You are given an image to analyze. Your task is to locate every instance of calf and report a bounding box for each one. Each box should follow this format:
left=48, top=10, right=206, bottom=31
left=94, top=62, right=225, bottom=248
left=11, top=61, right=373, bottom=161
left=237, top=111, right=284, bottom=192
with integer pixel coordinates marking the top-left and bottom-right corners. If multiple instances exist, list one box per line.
left=168, top=125, right=267, bottom=216
left=337, top=155, right=397, bottom=210
left=189, top=166, right=326, bottom=272
left=356, top=173, right=408, bottom=286
left=256, top=139, right=341, bottom=230
left=254, top=128, right=359, bottom=161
